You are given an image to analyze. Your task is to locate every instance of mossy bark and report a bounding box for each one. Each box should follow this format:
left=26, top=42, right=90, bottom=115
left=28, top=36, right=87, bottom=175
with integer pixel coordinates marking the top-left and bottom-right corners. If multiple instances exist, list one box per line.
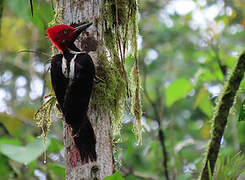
left=199, top=53, right=245, bottom=179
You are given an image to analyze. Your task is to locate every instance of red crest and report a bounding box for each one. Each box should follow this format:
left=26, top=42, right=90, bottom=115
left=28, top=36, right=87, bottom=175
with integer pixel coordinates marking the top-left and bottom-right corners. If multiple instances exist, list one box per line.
left=46, top=24, right=75, bottom=53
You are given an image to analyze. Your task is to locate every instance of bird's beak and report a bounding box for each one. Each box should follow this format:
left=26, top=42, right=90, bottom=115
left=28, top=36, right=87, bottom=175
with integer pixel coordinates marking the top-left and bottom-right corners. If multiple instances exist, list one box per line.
left=72, top=22, right=92, bottom=42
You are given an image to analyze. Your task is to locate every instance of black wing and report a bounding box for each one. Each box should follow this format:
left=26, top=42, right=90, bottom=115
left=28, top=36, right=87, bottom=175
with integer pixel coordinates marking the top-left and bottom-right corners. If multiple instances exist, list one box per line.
left=51, top=53, right=96, bottom=162
left=50, top=54, right=69, bottom=114
left=62, top=53, right=95, bottom=128
left=63, top=53, right=96, bottom=162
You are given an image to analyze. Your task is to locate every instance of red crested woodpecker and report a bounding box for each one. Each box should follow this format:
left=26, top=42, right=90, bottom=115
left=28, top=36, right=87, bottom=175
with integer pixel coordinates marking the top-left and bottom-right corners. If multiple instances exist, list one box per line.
left=46, top=23, right=96, bottom=164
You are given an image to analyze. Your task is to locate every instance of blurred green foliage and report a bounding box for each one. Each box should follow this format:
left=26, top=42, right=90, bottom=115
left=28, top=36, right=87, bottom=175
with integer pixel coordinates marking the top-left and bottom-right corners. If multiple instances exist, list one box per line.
left=0, top=0, right=245, bottom=179
left=104, top=172, right=124, bottom=180
left=239, top=99, right=245, bottom=121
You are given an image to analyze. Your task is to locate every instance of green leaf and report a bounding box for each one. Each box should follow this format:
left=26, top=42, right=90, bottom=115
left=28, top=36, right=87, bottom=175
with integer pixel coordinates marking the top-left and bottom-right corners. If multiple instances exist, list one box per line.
left=7, top=0, right=53, bottom=33
left=27, top=161, right=37, bottom=175
left=48, top=163, right=65, bottom=178
left=0, top=113, right=22, bottom=137
left=239, top=100, right=245, bottom=121
left=47, top=138, right=64, bottom=153
left=194, top=87, right=213, bottom=117
left=0, top=137, right=50, bottom=164
left=0, top=154, right=12, bottom=177
left=166, top=78, right=193, bottom=107
left=0, top=137, right=22, bottom=146
left=104, top=172, right=124, bottom=180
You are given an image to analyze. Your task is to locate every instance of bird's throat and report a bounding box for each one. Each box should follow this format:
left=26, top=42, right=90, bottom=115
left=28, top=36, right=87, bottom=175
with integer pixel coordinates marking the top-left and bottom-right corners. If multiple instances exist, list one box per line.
left=62, top=54, right=77, bottom=79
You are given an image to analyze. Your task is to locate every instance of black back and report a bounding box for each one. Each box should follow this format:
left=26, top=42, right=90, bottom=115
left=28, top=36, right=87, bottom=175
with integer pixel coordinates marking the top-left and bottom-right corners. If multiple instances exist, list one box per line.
left=50, top=52, right=97, bottom=163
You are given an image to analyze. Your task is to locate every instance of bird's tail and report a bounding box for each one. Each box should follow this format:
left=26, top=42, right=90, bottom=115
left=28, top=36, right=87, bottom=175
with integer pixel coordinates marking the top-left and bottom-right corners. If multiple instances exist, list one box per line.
left=72, top=115, right=97, bottom=163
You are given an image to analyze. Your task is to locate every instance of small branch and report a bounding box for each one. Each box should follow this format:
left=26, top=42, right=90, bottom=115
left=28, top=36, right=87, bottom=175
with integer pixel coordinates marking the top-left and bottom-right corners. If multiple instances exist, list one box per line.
left=158, top=129, right=169, bottom=180
left=216, top=56, right=227, bottom=77
left=211, top=44, right=227, bottom=77
left=17, top=50, right=50, bottom=57
left=199, top=53, right=245, bottom=179
left=142, top=64, right=159, bottom=117
left=155, top=87, right=169, bottom=180
left=142, top=63, right=169, bottom=180
left=29, top=0, right=34, bottom=16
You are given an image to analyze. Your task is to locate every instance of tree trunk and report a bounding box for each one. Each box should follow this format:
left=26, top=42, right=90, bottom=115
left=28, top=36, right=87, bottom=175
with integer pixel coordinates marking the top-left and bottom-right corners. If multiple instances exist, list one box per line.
left=57, top=0, right=114, bottom=179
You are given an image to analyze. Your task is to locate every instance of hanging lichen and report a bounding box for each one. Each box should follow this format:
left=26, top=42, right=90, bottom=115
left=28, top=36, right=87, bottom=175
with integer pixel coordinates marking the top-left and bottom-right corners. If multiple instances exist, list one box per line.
left=34, top=93, right=62, bottom=163
left=131, top=63, right=142, bottom=144
left=130, top=1, right=142, bottom=144
left=101, top=0, right=142, bottom=142
left=34, top=94, right=56, bottom=142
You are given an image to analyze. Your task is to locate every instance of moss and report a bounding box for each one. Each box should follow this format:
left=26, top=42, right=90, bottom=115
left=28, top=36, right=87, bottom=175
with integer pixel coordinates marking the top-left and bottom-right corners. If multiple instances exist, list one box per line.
left=34, top=94, right=56, bottom=142
left=91, top=53, right=126, bottom=136
left=131, top=63, right=142, bottom=144
left=100, top=0, right=142, bottom=142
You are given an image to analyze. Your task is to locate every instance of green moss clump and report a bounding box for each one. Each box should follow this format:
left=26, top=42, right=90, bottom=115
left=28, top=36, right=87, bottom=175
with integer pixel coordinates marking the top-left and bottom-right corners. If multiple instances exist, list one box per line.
left=102, top=0, right=142, bottom=142
left=91, top=53, right=126, bottom=136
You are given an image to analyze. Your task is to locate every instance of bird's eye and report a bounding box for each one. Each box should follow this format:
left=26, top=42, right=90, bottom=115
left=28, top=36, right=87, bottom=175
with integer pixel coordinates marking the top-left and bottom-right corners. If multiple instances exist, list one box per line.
left=63, top=29, right=70, bottom=35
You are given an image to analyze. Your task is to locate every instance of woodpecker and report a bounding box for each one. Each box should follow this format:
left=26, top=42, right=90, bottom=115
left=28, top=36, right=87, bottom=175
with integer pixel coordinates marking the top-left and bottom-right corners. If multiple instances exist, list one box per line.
left=46, top=23, right=96, bottom=163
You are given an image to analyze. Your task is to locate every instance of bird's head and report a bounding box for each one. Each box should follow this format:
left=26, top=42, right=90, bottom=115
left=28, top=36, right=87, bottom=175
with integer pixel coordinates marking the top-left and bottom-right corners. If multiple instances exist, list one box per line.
left=46, top=23, right=92, bottom=53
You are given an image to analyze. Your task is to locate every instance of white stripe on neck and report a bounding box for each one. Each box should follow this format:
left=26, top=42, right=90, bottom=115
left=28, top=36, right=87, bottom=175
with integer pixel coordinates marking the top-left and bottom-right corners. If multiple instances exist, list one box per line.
left=69, top=56, right=75, bottom=79
left=62, top=53, right=78, bottom=79
left=61, top=56, right=67, bottom=77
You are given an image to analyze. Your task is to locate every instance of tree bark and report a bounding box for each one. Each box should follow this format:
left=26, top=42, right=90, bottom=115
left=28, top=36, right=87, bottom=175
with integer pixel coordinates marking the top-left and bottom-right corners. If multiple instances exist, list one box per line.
left=57, top=0, right=114, bottom=179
